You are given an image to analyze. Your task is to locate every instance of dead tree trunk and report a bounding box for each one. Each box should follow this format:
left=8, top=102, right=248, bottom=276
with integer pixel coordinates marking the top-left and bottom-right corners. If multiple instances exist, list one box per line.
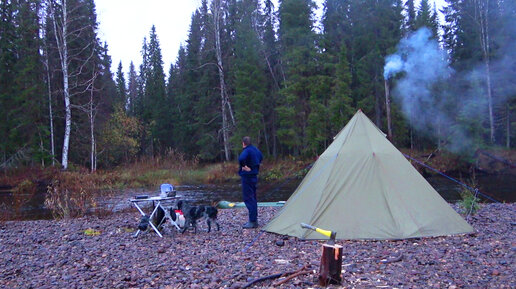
left=44, top=42, right=55, bottom=166
left=384, top=79, right=393, bottom=141
left=88, top=71, right=98, bottom=172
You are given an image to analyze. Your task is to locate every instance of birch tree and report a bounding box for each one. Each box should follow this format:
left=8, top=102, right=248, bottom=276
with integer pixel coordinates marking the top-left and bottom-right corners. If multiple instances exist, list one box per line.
left=211, top=0, right=235, bottom=161
left=48, top=0, right=71, bottom=169
left=48, top=0, right=98, bottom=169
left=88, top=70, right=99, bottom=171
left=474, top=0, right=495, bottom=143
left=70, top=69, right=98, bottom=172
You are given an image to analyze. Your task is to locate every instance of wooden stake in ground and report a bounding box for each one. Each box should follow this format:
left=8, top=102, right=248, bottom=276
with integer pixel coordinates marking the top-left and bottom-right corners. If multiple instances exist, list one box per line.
left=319, top=243, right=343, bottom=286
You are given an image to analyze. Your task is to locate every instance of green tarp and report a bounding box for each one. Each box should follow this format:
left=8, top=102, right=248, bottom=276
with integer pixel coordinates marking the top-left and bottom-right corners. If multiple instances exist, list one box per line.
left=263, top=110, right=474, bottom=240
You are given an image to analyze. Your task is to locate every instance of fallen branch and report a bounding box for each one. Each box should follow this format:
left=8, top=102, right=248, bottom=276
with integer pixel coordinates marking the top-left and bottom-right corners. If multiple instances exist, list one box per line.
left=379, top=254, right=404, bottom=264
left=273, top=269, right=311, bottom=286
left=241, top=272, right=285, bottom=289
left=477, top=149, right=516, bottom=168
left=425, top=148, right=440, bottom=162
left=241, top=264, right=312, bottom=289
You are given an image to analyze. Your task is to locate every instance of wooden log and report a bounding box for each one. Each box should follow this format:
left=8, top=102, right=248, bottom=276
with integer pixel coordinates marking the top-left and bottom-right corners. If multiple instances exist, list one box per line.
left=318, top=243, right=343, bottom=286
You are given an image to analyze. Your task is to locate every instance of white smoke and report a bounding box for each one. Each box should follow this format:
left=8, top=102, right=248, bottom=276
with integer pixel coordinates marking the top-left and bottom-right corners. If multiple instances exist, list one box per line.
left=384, top=28, right=449, bottom=81
left=384, top=23, right=516, bottom=153
left=384, top=28, right=457, bottom=148
left=383, top=54, right=403, bottom=79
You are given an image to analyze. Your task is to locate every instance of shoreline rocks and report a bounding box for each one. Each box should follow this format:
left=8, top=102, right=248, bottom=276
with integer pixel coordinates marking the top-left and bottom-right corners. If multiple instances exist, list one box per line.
left=0, top=203, right=514, bottom=288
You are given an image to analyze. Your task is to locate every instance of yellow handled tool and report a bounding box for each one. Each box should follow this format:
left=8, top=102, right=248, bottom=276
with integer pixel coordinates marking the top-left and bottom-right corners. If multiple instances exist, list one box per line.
left=300, top=223, right=336, bottom=244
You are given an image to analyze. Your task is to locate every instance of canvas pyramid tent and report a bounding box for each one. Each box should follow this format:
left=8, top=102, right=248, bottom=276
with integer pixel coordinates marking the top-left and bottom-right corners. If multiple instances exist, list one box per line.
left=264, top=110, right=474, bottom=240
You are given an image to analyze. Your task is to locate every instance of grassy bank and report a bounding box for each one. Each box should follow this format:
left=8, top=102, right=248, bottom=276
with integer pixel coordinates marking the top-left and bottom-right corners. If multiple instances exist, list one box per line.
left=402, top=147, right=516, bottom=176
left=1, top=148, right=514, bottom=219
left=3, top=148, right=514, bottom=190
left=108, top=158, right=310, bottom=188
left=0, top=155, right=311, bottom=219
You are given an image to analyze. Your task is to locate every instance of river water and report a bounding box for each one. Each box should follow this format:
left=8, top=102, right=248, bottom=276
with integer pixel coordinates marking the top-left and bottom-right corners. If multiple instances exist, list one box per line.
left=1, top=174, right=514, bottom=221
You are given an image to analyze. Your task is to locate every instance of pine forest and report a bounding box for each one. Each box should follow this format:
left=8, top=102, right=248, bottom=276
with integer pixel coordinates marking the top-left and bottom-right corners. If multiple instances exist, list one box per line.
left=1, top=0, right=516, bottom=170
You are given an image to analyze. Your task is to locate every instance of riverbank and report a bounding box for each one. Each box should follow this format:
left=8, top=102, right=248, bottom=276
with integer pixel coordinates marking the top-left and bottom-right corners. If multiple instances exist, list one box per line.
left=1, top=203, right=514, bottom=288
left=2, top=148, right=513, bottom=190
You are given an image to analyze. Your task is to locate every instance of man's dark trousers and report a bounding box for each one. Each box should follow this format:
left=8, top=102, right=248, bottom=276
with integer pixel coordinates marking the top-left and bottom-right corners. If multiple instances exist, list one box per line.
left=241, top=176, right=258, bottom=222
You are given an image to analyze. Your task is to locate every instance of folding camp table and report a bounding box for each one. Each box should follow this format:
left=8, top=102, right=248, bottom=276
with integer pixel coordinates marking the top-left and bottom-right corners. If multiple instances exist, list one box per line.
left=129, top=196, right=181, bottom=238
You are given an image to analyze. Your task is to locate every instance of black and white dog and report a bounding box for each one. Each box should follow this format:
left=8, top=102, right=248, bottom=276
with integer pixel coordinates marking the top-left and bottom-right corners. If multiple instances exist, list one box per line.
left=176, top=200, right=220, bottom=233
left=138, top=205, right=166, bottom=232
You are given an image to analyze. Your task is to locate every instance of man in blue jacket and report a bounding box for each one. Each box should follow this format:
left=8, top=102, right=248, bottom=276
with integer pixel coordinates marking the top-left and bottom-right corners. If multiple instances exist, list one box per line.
left=238, top=136, right=263, bottom=228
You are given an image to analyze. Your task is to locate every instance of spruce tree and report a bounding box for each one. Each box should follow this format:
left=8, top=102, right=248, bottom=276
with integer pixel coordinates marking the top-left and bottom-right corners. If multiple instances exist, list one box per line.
left=232, top=0, right=266, bottom=154
left=0, top=0, right=47, bottom=165
left=262, top=0, right=280, bottom=157
left=136, top=37, right=148, bottom=122
left=321, top=0, right=347, bottom=56
left=116, top=61, right=127, bottom=109
left=321, top=0, right=354, bottom=139
left=143, top=25, right=167, bottom=153
left=165, top=61, right=179, bottom=149
left=277, top=0, right=318, bottom=155
left=405, top=0, right=416, bottom=33
left=329, top=44, right=353, bottom=135
left=415, top=0, right=436, bottom=37
left=191, top=0, right=229, bottom=160
left=13, top=0, right=47, bottom=164
left=127, top=61, right=138, bottom=116
left=179, top=10, right=204, bottom=156
left=349, top=0, right=403, bottom=129
left=0, top=0, right=18, bottom=163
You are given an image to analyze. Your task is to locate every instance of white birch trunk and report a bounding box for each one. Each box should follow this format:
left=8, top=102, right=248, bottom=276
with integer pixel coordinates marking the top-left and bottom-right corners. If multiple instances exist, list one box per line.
left=213, top=0, right=231, bottom=161
left=506, top=105, right=510, bottom=148
left=50, top=0, right=71, bottom=169
left=477, top=0, right=495, bottom=143
left=61, top=0, right=71, bottom=170
left=89, top=75, right=96, bottom=172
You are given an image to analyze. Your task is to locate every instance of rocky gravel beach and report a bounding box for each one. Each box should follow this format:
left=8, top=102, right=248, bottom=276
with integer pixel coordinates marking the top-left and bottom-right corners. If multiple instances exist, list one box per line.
left=0, top=203, right=514, bottom=289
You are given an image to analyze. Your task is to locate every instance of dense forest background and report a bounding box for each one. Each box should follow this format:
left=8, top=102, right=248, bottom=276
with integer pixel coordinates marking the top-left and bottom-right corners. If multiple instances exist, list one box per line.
left=1, top=0, right=515, bottom=171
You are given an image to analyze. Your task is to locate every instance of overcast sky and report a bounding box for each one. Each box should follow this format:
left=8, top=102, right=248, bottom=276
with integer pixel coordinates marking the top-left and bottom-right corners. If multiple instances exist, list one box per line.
left=95, top=0, right=203, bottom=74
left=95, top=0, right=445, bottom=75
